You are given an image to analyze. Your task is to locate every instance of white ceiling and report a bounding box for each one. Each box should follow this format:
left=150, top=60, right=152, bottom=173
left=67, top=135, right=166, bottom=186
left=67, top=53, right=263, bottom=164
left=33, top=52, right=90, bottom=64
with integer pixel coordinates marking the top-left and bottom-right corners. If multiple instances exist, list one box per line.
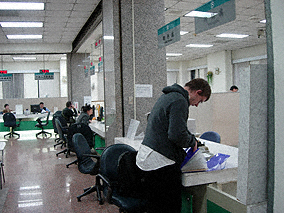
left=0, top=0, right=266, bottom=62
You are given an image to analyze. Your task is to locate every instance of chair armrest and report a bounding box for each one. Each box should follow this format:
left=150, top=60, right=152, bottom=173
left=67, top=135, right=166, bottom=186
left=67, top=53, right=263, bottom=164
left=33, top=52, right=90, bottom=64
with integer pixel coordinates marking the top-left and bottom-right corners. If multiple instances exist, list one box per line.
left=83, top=154, right=101, bottom=160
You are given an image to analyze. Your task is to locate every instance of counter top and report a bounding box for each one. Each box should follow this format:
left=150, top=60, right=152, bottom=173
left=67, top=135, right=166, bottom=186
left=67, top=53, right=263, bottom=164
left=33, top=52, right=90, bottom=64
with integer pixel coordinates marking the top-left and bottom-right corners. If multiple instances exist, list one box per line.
left=114, top=137, right=238, bottom=187
left=89, top=120, right=106, bottom=138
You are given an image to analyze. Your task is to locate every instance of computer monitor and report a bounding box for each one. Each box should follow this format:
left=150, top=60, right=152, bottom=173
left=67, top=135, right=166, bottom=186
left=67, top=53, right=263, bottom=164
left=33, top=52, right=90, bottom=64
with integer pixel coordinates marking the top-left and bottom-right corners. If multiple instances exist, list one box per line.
left=30, top=104, right=41, bottom=114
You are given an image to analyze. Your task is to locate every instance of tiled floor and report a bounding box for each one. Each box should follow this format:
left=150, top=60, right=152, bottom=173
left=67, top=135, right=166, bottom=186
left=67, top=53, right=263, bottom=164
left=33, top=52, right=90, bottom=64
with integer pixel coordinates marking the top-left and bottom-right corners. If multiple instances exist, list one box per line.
left=0, top=130, right=119, bottom=213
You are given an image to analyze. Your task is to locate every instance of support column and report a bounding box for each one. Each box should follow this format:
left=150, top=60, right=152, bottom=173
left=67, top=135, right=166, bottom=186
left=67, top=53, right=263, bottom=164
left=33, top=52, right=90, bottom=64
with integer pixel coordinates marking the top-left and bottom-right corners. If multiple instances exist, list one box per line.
left=237, top=64, right=267, bottom=211
left=108, top=0, right=166, bottom=142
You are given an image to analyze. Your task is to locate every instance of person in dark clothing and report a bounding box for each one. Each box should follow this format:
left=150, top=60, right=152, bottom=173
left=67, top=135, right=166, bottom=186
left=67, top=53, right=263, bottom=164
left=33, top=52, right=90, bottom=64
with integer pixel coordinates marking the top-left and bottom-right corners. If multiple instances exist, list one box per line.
left=136, top=78, right=211, bottom=213
left=62, top=101, right=78, bottom=124
left=76, top=104, right=93, bottom=126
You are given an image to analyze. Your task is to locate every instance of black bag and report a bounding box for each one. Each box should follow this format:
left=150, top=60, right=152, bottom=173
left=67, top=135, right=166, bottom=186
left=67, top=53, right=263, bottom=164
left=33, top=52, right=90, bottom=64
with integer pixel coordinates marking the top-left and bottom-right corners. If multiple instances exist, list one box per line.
left=117, top=151, right=144, bottom=198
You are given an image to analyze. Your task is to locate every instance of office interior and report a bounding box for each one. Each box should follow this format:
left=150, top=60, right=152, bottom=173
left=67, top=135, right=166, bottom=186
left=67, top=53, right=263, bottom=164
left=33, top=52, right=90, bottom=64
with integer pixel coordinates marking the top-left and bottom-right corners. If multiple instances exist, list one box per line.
left=0, top=0, right=282, bottom=212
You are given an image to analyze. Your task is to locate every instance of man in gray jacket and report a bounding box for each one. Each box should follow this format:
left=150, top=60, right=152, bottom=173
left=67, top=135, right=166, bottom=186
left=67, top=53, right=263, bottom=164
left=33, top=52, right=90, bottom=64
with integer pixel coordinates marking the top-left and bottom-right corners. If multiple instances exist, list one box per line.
left=136, top=78, right=211, bottom=213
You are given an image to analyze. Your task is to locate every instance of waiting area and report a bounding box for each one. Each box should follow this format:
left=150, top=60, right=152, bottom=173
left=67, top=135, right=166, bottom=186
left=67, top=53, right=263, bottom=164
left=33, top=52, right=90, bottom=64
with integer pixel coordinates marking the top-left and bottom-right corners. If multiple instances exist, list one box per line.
left=0, top=130, right=118, bottom=213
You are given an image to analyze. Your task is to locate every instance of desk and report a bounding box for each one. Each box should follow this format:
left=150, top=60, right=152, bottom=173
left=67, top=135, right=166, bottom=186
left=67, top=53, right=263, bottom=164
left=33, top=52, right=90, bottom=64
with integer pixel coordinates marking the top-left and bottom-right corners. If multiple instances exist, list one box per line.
left=114, top=137, right=238, bottom=212
left=0, top=113, right=53, bottom=132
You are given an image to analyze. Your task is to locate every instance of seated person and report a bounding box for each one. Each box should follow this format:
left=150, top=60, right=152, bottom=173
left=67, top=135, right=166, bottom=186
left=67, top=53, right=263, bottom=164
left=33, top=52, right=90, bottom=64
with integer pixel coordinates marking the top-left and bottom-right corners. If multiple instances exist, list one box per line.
left=76, top=105, right=93, bottom=126
left=62, top=101, right=78, bottom=124
left=2, top=104, right=12, bottom=114
left=39, top=102, right=50, bottom=113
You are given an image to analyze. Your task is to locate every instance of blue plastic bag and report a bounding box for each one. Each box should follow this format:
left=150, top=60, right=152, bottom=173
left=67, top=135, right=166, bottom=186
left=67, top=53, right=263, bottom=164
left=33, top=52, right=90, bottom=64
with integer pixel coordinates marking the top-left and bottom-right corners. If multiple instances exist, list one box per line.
left=207, top=153, right=230, bottom=171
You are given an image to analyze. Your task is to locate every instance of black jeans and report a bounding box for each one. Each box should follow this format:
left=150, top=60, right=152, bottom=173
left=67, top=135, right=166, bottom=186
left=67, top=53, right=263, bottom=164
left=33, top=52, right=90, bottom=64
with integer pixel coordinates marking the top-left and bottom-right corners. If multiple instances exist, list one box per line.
left=142, top=163, right=182, bottom=213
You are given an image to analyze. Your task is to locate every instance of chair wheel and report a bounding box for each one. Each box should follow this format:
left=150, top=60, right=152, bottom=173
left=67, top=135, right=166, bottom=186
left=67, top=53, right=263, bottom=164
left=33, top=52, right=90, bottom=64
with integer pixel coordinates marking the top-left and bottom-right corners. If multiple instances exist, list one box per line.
left=56, top=154, right=58, bottom=156
left=77, top=197, right=81, bottom=202
left=66, top=165, right=69, bottom=168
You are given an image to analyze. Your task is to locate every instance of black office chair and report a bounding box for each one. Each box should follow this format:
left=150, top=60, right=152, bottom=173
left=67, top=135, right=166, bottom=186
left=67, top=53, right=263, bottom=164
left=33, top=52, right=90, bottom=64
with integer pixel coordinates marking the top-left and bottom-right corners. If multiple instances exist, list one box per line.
left=200, top=131, right=221, bottom=143
left=3, top=112, right=21, bottom=139
left=35, top=111, right=52, bottom=138
left=55, top=118, right=69, bottom=157
left=66, top=123, right=100, bottom=168
left=93, top=144, right=147, bottom=213
left=72, top=133, right=101, bottom=202
left=52, top=111, right=68, bottom=148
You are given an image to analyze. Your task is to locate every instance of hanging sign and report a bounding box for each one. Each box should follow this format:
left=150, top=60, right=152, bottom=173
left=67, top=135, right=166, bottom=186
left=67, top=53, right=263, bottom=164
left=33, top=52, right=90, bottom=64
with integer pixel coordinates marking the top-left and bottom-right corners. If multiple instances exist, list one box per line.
left=40, top=69, right=49, bottom=73
left=194, top=0, right=236, bottom=34
left=0, top=73, right=12, bottom=81
left=158, top=18, right=180, bottom=48
left=0, top=70, right=7, bottom=74
left=35, top=72, right=54, bottom=80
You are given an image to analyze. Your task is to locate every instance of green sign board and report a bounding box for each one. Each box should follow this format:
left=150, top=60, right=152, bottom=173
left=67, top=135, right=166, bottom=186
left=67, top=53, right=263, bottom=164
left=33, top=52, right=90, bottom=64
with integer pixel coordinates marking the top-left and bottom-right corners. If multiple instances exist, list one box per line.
left=35, top=72, right=54, bottom=80
left=158, top=18, right=180, bottom=48
left=195, top=0, right=236, bottom=34
left=0, top=74, right=12, bottom=82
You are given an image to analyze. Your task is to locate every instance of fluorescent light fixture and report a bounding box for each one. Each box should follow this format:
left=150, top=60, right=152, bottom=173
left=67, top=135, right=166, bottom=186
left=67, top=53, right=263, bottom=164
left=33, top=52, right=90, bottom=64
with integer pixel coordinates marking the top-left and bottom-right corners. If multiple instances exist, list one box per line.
left=260, top=19, right=266, bottom=24
left=216, top=33, right=249, bottom=39
left=103, top=36, right=114, bottom=40
left=166, top=53, right=182, bottom=57
left=13, top=57, right=37, bottom=60
left=7, top=35, right=42, bottom=39
left=0, top=22, right=43, bottom=28
left=180, top=31, right=188, bottom=36
left=184, top=11, right=217, bottom=18
left=186, top=44, right=213, bottom=48
left=0, top=2, right=44, bottom=10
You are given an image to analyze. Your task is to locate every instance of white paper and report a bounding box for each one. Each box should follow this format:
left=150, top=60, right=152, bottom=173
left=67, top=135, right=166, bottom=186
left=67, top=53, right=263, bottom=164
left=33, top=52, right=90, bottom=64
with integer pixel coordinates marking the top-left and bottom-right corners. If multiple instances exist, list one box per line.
left=126, top=119, right=140, bottom=140
left=135, top=84, right=152, bottom=98
left=15, top=104, right=23, bottom=114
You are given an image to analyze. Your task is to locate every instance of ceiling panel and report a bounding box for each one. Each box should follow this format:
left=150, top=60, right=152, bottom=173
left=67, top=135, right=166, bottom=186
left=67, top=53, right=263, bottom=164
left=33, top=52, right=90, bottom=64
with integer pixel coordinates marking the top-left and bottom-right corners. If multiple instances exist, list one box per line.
left=0, top=0, right=266, bottom=63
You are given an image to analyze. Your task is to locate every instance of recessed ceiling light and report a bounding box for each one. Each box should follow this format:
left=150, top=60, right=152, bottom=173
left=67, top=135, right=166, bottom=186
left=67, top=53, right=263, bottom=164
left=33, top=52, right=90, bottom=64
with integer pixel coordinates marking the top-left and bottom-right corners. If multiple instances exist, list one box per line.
left=184, top=11, right=217, bottom=18
left=0, top=2, right=44, bottom=10
left=180, top=31, right=188, bottom=36
left=186, top=44, right=213, bottom=48
left=260, top=19, right=266, bottom=24
left=0, top=22, right=43, bottom=28
left=166, top=53, right=182, bottom=57
left=216, top=33, right=249, bottom=38
left=13, top=57, right=37, bottom=60
left=7, top=35, right=42, bottom=39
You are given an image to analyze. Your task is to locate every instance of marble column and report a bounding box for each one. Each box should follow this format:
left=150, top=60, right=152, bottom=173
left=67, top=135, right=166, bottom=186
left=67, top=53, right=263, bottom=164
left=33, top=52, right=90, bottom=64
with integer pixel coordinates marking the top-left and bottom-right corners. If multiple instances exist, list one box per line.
left=104, top=0, right=167, bottom=145
left=237, top=64, right=267, bottom=211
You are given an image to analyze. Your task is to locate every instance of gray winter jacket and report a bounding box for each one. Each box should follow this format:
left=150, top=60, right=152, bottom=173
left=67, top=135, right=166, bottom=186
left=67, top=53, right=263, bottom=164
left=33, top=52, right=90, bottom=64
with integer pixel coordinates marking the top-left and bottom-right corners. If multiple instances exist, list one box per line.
left=141, top=83, right=196, bottom=165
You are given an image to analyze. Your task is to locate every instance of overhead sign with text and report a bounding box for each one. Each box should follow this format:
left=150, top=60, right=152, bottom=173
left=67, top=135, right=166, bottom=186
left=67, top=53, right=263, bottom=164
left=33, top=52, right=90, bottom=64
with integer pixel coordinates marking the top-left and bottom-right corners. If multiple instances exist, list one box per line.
left=0, top=73, right=12, bottom=82
left=195, top=0, right=236, bottom=34
left=158, top=18, right=181, bottom=48
left=35, top=72, right=54, bottom=80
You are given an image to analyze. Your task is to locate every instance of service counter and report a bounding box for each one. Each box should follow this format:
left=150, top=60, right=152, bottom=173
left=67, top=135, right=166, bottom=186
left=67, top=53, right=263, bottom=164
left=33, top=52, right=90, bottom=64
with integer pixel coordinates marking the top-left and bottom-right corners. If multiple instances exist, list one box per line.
left=0, top=113, right=53, bottom=132
left=114, top=136, right=238, bottom=213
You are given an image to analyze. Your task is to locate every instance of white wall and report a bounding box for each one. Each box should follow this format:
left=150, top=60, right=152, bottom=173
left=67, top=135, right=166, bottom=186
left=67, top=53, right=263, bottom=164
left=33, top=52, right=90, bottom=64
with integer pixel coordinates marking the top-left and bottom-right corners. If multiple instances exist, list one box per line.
left=60, top=59, right=67, bottom=97
left=166, top=44, right=267, bottom=92
left=2, top=60, right=62, bottom=99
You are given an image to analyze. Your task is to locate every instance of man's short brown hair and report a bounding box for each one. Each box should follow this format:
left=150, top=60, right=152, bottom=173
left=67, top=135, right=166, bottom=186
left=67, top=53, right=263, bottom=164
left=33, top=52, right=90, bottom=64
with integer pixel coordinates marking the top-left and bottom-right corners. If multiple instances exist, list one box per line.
left=184, top=78, right=211, bottom=101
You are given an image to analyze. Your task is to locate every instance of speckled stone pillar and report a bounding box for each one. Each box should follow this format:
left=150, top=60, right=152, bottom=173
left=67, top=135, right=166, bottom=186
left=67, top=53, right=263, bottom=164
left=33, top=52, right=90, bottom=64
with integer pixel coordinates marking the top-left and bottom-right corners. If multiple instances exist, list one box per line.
left=237, top=64, right=267, bottom=211
left=104, top=0, right=166, bottom=145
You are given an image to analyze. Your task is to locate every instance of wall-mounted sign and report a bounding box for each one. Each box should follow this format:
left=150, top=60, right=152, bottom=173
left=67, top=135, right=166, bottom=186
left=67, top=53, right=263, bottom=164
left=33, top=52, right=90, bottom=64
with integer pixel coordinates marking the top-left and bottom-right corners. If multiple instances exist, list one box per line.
left=94, top=37, right=102, bottom=49
left=35, top=72, right=54, bottom=80
left=90, top=65, right=95, bottom=75
left=40, top=69, right=49, bottom=73
left=158, top=18, right=180, bottom=48
left=0, top=73, right=12, bottom=81
left=0, top=70, right=7, bottom=74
